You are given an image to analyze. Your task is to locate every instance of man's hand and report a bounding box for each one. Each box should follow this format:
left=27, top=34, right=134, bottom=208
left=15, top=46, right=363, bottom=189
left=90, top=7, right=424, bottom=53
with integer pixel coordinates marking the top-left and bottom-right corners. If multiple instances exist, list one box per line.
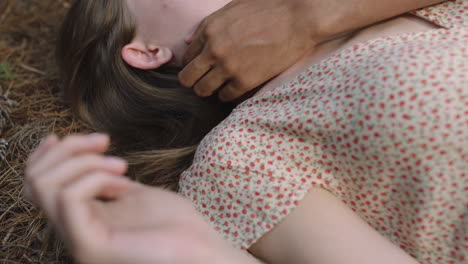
left=179, top=0, right=318, bottom=102
left=179, top=0, right=444, bottom=102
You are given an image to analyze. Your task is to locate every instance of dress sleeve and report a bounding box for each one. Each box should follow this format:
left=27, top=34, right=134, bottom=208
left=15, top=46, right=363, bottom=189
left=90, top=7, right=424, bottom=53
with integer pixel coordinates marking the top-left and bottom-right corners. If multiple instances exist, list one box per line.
left=410, top=0, right=467, bottom=28
left=179, top=160, right=312, bottom=250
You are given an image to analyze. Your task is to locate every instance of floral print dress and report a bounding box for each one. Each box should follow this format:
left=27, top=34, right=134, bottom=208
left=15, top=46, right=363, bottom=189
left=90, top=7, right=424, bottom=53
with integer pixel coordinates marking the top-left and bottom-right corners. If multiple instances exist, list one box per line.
left=179, top=1, right=467, bottom=263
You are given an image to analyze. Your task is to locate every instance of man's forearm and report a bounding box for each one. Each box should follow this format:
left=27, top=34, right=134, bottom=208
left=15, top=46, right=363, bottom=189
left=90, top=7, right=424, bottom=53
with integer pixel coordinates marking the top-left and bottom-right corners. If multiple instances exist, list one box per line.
left=307, top=0, right=445, bottom=41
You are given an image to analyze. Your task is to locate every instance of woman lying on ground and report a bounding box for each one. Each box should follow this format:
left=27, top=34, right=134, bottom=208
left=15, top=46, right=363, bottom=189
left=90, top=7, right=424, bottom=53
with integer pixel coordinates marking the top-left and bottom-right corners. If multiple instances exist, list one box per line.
left=24, top=0, right=467, bottom=263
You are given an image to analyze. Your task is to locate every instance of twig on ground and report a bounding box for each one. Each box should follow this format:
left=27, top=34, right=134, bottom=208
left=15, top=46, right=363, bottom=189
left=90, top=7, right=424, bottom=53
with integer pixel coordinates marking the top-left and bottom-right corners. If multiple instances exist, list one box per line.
left=19, top=64, right=46, bottom=76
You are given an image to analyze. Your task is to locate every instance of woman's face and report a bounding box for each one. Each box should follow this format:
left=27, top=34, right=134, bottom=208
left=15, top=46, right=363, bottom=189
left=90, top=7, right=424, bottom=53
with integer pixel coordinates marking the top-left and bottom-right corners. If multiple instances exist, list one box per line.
left=125, top=0, right=230, bottom=66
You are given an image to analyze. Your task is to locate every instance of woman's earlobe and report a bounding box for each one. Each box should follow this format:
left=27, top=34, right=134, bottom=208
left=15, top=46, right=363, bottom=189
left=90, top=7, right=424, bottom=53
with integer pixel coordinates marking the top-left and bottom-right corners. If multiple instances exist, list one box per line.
left=122, top=42, right=173, bottom=70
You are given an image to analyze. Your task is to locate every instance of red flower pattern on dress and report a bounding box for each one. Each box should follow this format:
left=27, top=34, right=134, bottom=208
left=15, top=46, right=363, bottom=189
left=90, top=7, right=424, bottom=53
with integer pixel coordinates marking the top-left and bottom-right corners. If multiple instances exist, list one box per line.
left=180, top=1, right=467, bottom=263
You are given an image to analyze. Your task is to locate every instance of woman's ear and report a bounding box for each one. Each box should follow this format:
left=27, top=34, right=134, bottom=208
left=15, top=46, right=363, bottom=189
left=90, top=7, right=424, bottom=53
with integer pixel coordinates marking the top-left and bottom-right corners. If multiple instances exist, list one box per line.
left=122, top=41, right=173, bottom=70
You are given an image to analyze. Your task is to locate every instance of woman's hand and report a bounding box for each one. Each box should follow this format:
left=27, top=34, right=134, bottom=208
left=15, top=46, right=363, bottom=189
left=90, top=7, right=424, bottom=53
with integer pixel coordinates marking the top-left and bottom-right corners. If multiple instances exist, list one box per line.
left=179, top=0, right=443, bottom=102
left=24, top=134, right=260, bottom=264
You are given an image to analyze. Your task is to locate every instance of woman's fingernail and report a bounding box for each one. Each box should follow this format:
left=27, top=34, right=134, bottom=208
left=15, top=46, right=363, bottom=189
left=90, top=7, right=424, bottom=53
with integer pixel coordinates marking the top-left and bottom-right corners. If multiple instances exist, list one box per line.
left=105, top=157, right=126, bottom=168
left=89, top=133, right=108, bottom=143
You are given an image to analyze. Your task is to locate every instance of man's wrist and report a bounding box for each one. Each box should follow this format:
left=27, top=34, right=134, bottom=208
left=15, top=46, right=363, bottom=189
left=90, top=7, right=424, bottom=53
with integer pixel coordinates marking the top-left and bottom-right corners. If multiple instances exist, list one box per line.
left=288, top=0, right=347, bottom=44
left=300, top=0, right=445, bottom=43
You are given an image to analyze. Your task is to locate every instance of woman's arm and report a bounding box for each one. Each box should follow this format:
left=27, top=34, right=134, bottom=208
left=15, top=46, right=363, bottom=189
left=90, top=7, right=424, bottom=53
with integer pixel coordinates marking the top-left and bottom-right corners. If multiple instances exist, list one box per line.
left=249, top=188, right=419, bottom=264
left=179, top=0, right=444, bottom=102
left=24, top=134, right=264, bottom=264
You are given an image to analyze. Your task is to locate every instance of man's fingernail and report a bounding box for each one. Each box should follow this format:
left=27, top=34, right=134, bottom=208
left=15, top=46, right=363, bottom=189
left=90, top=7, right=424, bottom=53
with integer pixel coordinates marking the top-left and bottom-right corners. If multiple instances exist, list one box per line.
left=219, top=93, right=228, bottom=102
left=196, top=89, right=211, bottom=97
left=184, top=25, right=197, bottom=44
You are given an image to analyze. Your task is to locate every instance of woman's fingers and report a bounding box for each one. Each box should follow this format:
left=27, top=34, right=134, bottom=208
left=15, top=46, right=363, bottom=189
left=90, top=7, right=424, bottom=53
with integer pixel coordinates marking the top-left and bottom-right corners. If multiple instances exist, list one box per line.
left=27, top=153, right=127, bottom=212
left=28, top=135, right=60, bottom=166
left=57, top=173, right=132, bottom=258
left=24, top=135, right=60, bottom=201
left=27, top=134, right=110, bottom=178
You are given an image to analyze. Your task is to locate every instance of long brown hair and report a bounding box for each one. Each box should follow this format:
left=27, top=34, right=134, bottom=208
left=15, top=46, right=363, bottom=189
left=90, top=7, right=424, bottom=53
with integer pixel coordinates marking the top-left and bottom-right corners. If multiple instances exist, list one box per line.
left=56, top=0, right=231, bottom=190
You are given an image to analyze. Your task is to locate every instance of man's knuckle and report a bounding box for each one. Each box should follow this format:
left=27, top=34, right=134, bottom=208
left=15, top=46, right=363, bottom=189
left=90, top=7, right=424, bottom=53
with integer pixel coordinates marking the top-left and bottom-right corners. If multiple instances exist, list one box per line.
left=179, top=74, right=191, bottom=87
left=203, top=23, right=218, bottom=39
left=208, top=44, right=223, bottom=59
left=194, top=82, right=205, bottom=94
left=198, top=18, right=209, bottom=31
left=195, top=85, right=211, bottom=97
left=235, top=77, right=250, bottom=89
left=221, top=60, right=237, bottom=75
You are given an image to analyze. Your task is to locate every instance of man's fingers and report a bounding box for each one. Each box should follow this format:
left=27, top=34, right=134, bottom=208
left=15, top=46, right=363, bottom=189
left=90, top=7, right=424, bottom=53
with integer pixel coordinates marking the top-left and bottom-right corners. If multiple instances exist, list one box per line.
left=182, top=19, right=208, bottom=65
left=28, top=135, right=59, bottom=167
left=182, top=35, right=203, bottom=67
left=218, top=81, right=249, bottom=102
left=193, top=66, right=229, bottom=97
left=27, top=134, right=110, bottom=178
left=179, top=49, right=214, bottom=88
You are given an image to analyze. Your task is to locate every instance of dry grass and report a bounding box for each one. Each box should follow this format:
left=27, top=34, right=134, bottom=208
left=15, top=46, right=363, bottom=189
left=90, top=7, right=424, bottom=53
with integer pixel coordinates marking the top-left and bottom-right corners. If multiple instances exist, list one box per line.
left=0, top=0, right=91, bottom=262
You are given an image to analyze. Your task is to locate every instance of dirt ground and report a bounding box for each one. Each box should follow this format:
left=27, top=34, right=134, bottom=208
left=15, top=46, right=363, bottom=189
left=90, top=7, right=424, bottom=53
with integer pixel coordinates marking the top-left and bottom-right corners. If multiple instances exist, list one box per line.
left=0, top=0, right=90, bottom=263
